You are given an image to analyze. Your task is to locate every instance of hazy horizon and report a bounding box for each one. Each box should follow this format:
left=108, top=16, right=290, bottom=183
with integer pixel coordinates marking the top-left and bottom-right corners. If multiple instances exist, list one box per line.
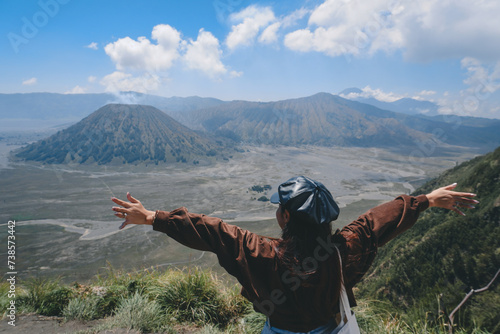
left=1, top=0, right=500, bottom=119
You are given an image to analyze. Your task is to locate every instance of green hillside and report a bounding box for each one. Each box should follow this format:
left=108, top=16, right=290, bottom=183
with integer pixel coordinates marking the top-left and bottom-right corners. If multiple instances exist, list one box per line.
left=358, top=146, right=500, bottom=332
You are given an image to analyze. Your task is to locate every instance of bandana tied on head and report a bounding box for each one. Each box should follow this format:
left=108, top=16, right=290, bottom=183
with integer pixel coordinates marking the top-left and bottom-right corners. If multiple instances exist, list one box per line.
left=270, top=176, right=340, bottom=225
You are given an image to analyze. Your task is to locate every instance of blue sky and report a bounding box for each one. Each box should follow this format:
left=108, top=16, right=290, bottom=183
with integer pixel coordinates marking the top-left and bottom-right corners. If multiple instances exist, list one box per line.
left=1, top=0, right=500, bottom=118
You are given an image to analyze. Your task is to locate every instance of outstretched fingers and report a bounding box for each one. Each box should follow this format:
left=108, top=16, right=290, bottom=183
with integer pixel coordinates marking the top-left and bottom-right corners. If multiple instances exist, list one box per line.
left=451, top=207, right=466, bottom=216
left=111, top=193, right=151, bottom=230
left=451, top=191, right=477, bottom=198
left=454, top=197, right=478, bottom=207
left=111, top=196, right=131, bottom=208
left=427, top=183, right=479, bottom=215
left=112, top=207, right=128, bottom=214
left=127, top=192, right=139, bottom=203
left=444, top=183, right=458, bottom=190
left=442, top=183, right=476, bottom=197
left=451, top=192, right=479, bottom=216
left=451, top=191, right=479, bottom=207
left=111, top=195, right=131, bottom=229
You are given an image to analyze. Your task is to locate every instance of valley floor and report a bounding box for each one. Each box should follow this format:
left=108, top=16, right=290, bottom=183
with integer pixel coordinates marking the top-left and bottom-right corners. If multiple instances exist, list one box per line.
left=0, top=143, right=480, bottom=284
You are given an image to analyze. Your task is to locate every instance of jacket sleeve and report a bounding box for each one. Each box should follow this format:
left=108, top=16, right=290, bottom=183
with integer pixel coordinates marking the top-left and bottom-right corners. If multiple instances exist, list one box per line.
left=340, top=194, right=429, bottom=289
left=152, top=207, right=276, bottom=295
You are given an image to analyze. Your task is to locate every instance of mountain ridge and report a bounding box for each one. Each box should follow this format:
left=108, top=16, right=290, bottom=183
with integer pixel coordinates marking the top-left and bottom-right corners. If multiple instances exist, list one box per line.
left=13, top=104, right=230, bottom=164
left=174, top=92, right=500, bottom=151
left=174, top=92, right=429, bottom=147
left=4, top=92, right=500, bottom=155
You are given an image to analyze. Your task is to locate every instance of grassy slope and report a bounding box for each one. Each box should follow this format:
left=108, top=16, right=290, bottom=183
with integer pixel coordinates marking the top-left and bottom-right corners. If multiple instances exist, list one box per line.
left=358, top=146, right=500, bottom=332
left=0, top=265, right=494, bottom=334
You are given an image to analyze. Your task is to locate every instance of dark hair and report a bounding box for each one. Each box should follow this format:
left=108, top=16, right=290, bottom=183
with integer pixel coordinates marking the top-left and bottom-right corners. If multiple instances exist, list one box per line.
left=277, top=207, right=333, bottom=279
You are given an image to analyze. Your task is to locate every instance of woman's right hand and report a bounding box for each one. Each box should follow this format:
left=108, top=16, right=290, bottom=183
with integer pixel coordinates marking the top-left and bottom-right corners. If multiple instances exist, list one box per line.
left=426, top=183, right=478, bottom=216
left=111, top=192, right=156, bottom=229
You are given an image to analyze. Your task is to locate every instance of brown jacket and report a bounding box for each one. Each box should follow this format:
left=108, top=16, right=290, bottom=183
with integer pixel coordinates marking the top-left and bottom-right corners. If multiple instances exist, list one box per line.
left=152, top=194, right=429, bottom=332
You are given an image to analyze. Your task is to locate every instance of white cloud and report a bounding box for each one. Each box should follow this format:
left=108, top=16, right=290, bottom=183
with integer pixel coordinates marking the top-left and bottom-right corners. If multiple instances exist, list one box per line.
left=85, top=42, right=98, bottom=50
left=412, top=90, right=437, bottom=101
left=284, top=0, right=402, bottom=57
left=285, top=26, right=362, bottom=57
left=100, top=71, right=161, bottom=93
left=230, top=70, right=243, bottom=78
left=88, top=76, right=97, bottom=83
left=461, top=58, right=499, bottom=90
left=283, top=28, right=314, bottom=53
left=65, top=85, right=86, bottom=94
left=22, top=77, right=37, bottom=85
left=416, top=90, right=437, bottom=96
left=339, top=85, right=500, bottom=118
left=308, top=0, right=349, bottom=27
left=259, top=22, right=281, bottom=44
left=284, top=0, right=500, bottom=61
left=184, top=29, right=228, bottom=78
left=399, top=1, right=500, bottom=62
left=108, top=92, right=143, bottom=105
left=454, top=58, right=500, bottom=117
left=258, top=8, right=309, bottom=45
left=435, top=58, right=500, bottom=118
left=226, top=6, right=276, bottom=49
left=370, top=89, right=405, bottom=103
left=104, top=24, right=181, bottom=71
left=346, top=86, right=407, bottom=102
left=102, top=24, right=241, bottom=92
left=281, top=8, right=310, bottom=28
left=341, top=86, right=440, bottom=103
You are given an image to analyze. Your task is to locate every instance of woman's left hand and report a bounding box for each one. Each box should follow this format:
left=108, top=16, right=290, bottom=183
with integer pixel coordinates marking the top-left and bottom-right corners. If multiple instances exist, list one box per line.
left=111, top=193, right=156, bottom=229
left=426, top=183, right=478, bottom=216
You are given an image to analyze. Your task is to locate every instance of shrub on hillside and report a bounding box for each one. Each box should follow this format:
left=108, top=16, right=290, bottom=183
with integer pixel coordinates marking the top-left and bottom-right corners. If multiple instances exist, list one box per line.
left=111, top=292, right=170, bottom=333
left=16, top=277, right=73, bottom=316
left=63, top=296, right=101, bottom=321
left=149, top=268, right=246, bottom=327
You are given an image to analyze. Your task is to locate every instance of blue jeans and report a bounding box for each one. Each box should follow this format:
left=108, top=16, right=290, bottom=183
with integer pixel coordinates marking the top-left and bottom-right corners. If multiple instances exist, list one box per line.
left=261, top=318, right=341, bottom=334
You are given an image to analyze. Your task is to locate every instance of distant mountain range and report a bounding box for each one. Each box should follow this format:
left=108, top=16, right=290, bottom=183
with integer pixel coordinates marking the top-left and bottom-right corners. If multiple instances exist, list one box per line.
left=14, top=104, right=231, bottom=164
left=0, top=92, right=225, bottom=121
left=358, top=145, right=500, bottom=332
left=339, top=87, right=440, bottom=116
left=4, top=92, right=500, bottom=164
left=173, top=92, right=500, bottom=151
left=173, top=92, right=431, bottom=147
